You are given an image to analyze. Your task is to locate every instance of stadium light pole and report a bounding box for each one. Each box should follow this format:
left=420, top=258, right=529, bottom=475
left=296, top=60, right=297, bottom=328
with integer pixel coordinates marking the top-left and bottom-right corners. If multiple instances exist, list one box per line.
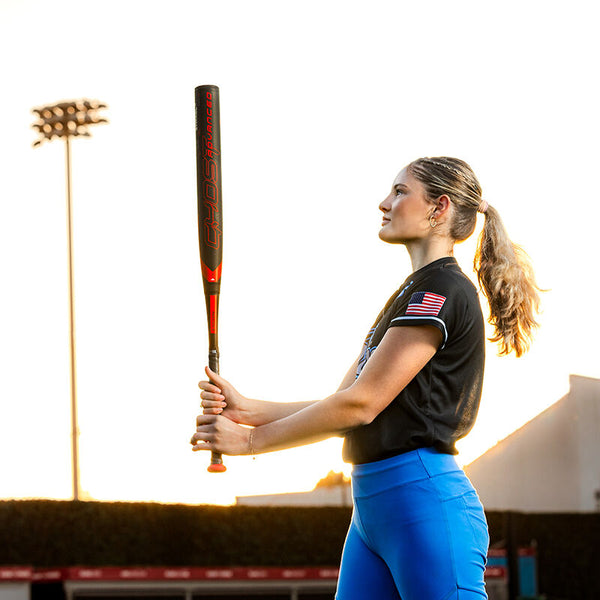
left=32, top=99, right=108, bottom=501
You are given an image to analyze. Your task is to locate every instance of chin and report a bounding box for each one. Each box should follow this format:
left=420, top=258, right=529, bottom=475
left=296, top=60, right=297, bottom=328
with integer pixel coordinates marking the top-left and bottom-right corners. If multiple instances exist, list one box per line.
left=379, top=229, right=403, bottom=245
left=379, top=227, right=408, bottom=244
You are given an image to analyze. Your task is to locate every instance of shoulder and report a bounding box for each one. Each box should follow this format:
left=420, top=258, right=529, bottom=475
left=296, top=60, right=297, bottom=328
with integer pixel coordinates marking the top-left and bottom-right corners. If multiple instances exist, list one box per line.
left=418, top=263, right=479, bottom=303
left=426, top=261, right=476, bottom=287
left=389, top=263, right=482, bottom=348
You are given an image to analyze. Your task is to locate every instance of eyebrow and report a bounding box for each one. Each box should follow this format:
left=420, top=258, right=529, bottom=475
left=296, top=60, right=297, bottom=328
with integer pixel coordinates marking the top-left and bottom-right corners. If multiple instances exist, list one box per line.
left=393, top=182, right=409, bottom=191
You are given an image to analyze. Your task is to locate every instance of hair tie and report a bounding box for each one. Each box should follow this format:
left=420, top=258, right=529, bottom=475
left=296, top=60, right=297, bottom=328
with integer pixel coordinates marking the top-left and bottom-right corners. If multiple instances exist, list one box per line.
left=478, top=200, right=488, bottom=214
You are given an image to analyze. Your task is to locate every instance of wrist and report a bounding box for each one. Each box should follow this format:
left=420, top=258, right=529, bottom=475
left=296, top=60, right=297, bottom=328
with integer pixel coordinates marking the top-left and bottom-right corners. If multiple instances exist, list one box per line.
left=242, top=397, right=263, bottom=427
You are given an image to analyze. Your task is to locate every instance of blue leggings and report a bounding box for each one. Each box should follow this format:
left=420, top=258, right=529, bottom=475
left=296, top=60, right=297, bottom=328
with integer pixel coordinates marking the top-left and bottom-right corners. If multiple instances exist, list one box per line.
left=336, top=448, right=489, bottom=600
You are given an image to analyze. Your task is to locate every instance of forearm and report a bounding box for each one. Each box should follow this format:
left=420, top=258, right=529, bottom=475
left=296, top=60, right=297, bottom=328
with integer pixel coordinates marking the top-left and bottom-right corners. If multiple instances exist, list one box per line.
left=250, top=389, right=369, bottom=454
left=244, top=359, right=359, bottom=426
left=245, top=356, right=361, bottom=433
left=244, top=398, right=319, bottom=427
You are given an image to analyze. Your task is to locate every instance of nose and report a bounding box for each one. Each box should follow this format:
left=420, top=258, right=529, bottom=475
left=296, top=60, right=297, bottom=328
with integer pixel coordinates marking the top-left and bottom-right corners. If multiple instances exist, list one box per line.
left=379, top=192, right=393, bottom=213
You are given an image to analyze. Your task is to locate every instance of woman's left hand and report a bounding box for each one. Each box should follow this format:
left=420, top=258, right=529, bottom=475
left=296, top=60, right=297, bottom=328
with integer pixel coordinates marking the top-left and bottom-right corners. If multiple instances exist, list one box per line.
left=190, top=414, right=252, bottom=456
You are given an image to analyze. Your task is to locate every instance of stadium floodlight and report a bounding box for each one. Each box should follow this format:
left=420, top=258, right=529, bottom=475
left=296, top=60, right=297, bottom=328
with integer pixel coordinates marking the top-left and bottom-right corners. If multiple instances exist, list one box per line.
left=32, top=99, right=108, bottom=501
left=32, top=99, right=108, bottom=146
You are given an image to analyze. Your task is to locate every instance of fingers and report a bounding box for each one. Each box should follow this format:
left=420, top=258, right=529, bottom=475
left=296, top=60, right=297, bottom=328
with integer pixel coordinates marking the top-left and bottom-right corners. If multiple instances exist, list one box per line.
left=199, top=395, right=226, bottom=415
left=191, top=444, right=210, bottom=452
left=196, top=414, right=217, bottom=427
left=198, top=380, right=222, bottom=393
left=199, top=389, right=225, bottom=402
left=190, top=430, right=212, bottom=445
left=190, top=416, right=216, bottom=450
left=190, top=435, right=214, bottom=451
left=200, top=395, right=226, bottom=413
left=190, top=414, right=245, bottom=455
left=197, top=406, right=224, bottom=422
left=198, top=379, right=226, bottom=414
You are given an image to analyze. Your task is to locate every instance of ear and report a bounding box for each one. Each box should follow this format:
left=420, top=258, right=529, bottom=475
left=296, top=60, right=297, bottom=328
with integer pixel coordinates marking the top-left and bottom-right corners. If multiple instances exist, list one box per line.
left=432, top=194, right=451, bottom=218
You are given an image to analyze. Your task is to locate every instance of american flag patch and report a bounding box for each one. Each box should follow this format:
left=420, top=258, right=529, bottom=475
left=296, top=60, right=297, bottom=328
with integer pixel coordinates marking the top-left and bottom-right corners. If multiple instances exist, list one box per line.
left=405, top=292, right=446, bottom=316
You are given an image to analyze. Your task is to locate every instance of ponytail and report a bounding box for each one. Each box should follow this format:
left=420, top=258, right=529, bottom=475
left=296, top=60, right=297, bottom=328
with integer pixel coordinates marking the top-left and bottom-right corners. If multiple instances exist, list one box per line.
left=474, top=205, right=542, bottom=357
left=408, top=156, right=543, bottom=357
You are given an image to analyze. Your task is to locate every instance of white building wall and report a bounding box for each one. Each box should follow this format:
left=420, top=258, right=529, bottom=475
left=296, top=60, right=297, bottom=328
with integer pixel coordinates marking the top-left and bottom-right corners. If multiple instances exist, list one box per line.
left=465, top=375, right=600, bottom=512
left=572, top=375, right=600, bottom=511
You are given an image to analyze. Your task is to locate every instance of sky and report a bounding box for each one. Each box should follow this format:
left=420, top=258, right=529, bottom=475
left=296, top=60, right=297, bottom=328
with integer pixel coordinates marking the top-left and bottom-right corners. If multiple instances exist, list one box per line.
left=0, top=0, right=598, bottom=506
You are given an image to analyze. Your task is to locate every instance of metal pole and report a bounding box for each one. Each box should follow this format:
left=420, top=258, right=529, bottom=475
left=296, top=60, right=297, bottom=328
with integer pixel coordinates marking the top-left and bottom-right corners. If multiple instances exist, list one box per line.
left=32, top=99, right=107, bottom=502
left=65, top=135, right=80, bottom=501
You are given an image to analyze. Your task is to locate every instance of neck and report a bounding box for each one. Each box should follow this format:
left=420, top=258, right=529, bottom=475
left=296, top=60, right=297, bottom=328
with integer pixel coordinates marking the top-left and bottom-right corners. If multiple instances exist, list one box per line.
left=405, top=239, right=454, bottom=272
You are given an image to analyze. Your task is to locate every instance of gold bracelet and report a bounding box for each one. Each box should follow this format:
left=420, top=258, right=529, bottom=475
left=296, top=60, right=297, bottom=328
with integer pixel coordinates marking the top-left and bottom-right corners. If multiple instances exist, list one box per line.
left=249, top=428, right=255, bottom=458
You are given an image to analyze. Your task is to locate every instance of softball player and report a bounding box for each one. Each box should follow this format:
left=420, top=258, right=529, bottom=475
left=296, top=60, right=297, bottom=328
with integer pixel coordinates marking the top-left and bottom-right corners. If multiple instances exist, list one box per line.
left=192, top=156, right=541, bottom=600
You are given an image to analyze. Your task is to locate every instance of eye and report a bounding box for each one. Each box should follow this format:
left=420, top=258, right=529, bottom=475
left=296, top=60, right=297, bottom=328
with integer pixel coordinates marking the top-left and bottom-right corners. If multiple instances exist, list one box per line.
left=395, top=187, right=405, bottom=196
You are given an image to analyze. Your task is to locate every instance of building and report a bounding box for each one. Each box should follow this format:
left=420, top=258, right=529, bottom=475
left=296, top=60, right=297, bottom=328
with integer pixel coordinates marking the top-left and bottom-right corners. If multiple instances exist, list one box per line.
left=236, top=472, right=352, bottom=506
left=465, top=374, right=600, bottom=512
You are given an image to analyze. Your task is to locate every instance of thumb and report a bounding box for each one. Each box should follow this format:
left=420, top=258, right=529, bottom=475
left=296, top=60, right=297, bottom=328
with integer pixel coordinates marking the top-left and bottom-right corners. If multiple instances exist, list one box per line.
left=205, top=365, right=227, bottom=387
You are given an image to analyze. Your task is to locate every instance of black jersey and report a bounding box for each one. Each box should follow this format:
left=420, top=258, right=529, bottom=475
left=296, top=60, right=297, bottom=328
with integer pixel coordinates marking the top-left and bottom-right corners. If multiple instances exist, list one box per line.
left=342, top=256, right=485, bottom=464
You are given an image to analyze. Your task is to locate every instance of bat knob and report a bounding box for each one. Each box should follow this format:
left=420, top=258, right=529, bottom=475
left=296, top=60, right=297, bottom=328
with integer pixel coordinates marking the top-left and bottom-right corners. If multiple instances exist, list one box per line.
left=207, top=463, right=227, bottom=473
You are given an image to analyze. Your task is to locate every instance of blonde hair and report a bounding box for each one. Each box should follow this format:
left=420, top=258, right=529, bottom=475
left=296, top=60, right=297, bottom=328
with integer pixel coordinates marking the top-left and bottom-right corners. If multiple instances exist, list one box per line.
left=408, top=156, right=542, bottom=357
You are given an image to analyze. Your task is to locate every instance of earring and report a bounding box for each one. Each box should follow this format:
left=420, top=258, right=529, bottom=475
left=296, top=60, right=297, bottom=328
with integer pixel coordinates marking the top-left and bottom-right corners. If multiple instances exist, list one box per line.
left=429, top=215, right=437, bottom=228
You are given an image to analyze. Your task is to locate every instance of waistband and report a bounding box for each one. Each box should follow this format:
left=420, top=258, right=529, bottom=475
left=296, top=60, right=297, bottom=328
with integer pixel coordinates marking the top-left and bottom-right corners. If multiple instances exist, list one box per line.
left=351, top=447, right=462, bottom=495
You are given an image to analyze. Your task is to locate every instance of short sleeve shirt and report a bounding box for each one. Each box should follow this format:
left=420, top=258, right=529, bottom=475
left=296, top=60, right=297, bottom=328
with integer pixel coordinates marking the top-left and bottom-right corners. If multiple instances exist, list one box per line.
left=342, top=257, right=485, bottom=464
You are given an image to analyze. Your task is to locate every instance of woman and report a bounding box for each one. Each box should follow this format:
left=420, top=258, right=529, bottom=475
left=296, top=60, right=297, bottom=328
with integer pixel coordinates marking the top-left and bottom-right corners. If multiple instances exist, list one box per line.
left=191, top=157, right=542, bottom=600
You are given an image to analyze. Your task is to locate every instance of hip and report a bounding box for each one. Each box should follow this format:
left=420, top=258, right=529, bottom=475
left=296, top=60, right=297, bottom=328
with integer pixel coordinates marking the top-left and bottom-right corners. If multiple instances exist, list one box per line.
left=350, top=447, right=487, bottom=532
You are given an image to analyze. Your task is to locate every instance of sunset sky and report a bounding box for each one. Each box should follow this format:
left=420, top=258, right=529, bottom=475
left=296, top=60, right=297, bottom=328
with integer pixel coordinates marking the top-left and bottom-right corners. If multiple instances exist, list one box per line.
left=1, top=0, right=598, bottom=505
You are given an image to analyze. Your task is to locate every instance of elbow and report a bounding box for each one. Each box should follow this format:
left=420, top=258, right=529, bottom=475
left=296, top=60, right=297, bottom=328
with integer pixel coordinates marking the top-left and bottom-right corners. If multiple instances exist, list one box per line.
left=355, top=405, right=379, bottom=427
left=338, top=392, right=379, bottom=428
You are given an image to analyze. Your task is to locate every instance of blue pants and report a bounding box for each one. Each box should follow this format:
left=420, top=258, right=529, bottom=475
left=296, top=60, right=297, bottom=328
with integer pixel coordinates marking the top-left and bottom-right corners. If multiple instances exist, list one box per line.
left=336, top=448, right=489, bottom=600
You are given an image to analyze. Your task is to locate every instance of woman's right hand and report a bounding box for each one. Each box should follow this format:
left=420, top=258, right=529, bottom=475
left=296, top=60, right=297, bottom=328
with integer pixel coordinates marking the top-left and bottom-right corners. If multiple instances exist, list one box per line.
left=198, top=366, right=252, bottom=426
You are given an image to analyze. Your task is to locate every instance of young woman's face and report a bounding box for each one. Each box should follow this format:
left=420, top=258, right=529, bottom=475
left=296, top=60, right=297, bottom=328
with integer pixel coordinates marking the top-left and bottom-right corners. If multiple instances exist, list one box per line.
left=378, top=168, right=433, bottom=244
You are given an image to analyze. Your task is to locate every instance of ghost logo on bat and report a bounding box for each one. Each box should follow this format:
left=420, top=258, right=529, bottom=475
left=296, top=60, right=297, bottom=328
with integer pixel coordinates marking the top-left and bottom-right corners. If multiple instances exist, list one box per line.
left=201, top=91, right=222, bottom=250
left=202, top=92, right=220, bottom=160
